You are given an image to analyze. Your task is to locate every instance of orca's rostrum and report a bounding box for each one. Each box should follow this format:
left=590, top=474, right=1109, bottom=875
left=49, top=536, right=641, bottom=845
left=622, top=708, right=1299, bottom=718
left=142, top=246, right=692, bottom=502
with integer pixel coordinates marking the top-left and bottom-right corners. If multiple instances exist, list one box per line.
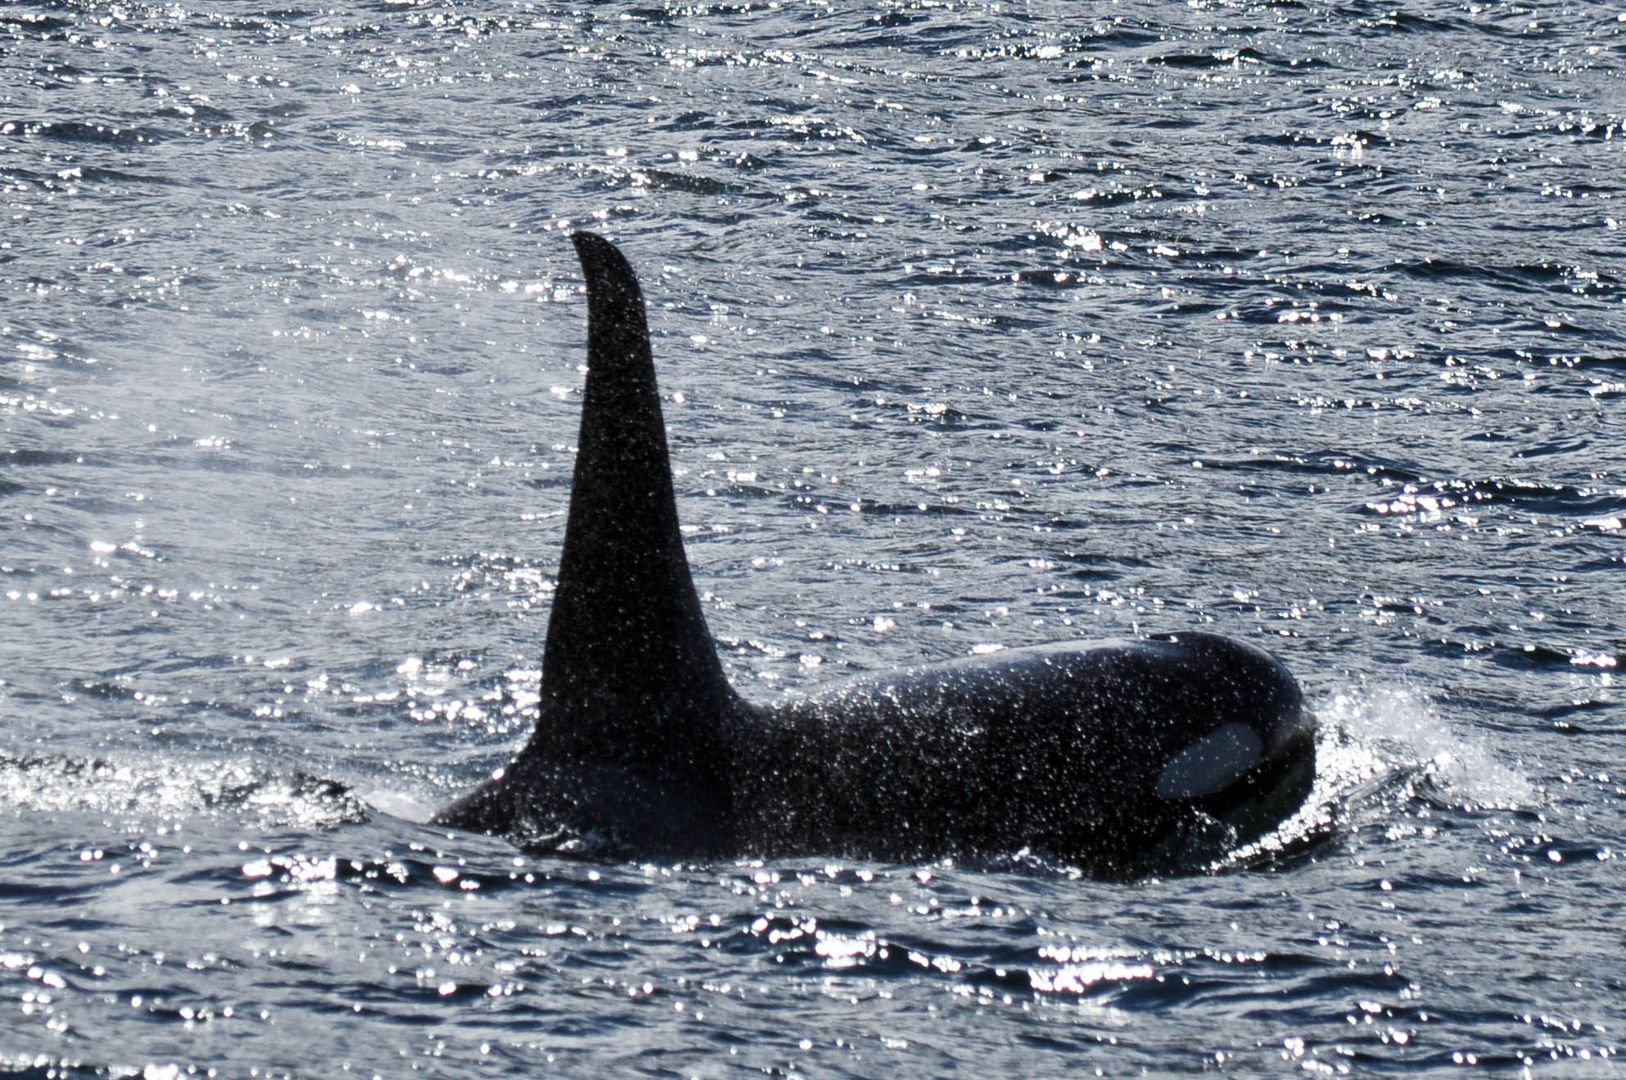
left=434, top=233, right=1316, bottom=875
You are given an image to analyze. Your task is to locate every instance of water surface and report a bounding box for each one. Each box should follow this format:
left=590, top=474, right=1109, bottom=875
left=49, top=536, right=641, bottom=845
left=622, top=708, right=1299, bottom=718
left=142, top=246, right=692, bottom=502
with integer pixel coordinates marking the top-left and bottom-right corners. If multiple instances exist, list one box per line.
left=3, top=0, right=1623, bottom=1073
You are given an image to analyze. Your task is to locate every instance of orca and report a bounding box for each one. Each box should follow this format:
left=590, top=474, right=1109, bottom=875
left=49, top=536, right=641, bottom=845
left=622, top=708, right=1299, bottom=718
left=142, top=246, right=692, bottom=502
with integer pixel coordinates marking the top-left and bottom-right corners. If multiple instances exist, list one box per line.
left=433, top=232, right=1316, bottom=875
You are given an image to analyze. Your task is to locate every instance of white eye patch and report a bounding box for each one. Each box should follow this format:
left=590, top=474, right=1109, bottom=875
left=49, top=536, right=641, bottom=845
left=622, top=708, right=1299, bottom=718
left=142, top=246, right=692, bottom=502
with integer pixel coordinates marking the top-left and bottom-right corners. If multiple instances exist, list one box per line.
left=1154, top=723, right=1264, bottom=800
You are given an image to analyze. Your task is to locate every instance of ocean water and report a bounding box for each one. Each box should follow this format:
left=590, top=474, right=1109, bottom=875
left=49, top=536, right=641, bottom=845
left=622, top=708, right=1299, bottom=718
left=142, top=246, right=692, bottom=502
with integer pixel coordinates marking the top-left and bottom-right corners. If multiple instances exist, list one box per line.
left=2, top=0, right=1623, bottom=1074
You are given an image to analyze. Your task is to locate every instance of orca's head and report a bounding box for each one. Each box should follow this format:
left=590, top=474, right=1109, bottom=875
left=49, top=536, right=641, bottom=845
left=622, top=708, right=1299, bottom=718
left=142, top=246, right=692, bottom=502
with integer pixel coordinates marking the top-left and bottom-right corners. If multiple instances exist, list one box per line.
left=1144, top=632, right=1316, bottom=844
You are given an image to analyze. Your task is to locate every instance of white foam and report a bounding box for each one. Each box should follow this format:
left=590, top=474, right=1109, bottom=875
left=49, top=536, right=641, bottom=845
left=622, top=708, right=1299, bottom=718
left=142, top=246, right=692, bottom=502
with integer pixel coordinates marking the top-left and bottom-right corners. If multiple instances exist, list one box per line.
left=1318, top=685, right=1535, bottom=810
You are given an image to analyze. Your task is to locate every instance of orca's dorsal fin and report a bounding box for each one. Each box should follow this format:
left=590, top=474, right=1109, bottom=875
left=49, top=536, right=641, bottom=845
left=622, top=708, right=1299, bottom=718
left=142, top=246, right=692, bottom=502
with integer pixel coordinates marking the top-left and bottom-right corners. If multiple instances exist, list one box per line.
left=530, top=233, right=738, bottom=769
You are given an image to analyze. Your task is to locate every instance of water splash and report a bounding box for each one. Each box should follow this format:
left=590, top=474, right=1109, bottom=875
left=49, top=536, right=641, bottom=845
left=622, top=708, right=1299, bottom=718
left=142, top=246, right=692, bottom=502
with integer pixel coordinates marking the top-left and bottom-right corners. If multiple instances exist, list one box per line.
left=0, top=752, right=367, bottom=830
left=1320, top=685, right=1536, bottom=812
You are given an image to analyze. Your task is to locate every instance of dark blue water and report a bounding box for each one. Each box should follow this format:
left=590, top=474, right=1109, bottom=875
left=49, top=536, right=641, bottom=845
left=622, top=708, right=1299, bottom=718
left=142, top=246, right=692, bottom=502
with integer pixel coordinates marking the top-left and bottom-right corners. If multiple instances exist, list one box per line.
left=3, top=0, right=1623, bottom=1073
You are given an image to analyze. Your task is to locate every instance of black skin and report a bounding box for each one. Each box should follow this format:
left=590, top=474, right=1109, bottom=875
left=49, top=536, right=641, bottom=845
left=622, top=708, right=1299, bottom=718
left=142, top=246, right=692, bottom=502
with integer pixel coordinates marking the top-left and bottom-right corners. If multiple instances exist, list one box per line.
left=433, top=233, right=1315, bottom=875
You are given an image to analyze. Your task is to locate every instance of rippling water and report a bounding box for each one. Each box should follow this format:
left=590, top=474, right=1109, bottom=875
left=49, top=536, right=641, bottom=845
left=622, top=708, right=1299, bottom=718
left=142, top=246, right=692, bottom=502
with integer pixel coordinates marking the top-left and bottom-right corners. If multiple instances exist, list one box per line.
left=3, top=0, right=1623, bottom=1073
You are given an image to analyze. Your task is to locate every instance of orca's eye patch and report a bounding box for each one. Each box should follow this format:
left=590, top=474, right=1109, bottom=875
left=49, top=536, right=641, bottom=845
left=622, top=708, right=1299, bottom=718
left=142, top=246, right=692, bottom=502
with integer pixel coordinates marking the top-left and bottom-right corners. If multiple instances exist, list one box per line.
left=1154, top=723, right=1264, bottom=800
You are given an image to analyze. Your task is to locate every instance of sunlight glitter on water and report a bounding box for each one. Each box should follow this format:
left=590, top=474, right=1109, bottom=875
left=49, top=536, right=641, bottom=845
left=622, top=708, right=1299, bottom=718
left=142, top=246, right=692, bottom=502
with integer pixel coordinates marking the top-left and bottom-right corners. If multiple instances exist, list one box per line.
left=4, top=0, right=1625, bottom=1072
left=1029, top=945, right=1156, bottom=995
